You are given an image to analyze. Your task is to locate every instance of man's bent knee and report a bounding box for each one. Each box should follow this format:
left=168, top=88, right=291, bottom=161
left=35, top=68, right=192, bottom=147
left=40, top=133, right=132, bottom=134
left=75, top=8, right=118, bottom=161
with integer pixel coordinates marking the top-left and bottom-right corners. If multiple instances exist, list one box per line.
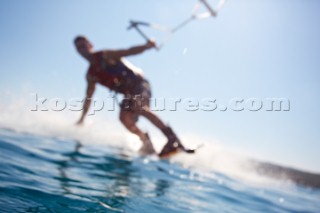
left=120, top=111, right=138, bottom=127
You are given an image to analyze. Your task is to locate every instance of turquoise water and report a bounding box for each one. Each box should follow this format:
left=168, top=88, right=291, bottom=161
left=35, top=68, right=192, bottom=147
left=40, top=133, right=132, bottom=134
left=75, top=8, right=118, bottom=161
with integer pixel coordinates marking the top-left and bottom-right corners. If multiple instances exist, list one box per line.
left=0, top=128, right=319, bottom=213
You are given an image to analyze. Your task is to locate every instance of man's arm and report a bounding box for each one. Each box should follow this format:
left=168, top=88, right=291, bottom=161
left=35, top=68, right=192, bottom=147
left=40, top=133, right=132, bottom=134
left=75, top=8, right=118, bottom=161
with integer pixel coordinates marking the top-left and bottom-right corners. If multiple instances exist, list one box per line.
left=76, top=78, right=96, bottom=125
left=103, top=40, right=156, bottom=59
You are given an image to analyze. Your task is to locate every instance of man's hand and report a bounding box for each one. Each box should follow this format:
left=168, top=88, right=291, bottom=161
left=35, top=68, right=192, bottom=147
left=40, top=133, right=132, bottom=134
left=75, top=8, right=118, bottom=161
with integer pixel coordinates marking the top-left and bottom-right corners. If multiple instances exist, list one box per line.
left=75, top=79, right=95, bottom=127
left=76, top=118, right=84, bottom=126
left=146, top=40, right=157, bottom=49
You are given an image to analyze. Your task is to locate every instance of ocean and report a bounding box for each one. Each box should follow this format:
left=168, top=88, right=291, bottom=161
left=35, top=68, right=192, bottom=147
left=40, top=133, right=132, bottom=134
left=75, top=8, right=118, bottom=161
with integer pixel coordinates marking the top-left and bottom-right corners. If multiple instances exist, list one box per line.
left=0, top=127, right=319, bottom=213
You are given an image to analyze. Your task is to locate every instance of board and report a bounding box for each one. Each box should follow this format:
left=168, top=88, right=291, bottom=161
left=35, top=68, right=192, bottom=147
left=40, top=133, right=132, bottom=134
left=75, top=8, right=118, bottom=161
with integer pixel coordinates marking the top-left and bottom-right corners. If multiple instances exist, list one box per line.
left=158, top=143, right=203, bottom=158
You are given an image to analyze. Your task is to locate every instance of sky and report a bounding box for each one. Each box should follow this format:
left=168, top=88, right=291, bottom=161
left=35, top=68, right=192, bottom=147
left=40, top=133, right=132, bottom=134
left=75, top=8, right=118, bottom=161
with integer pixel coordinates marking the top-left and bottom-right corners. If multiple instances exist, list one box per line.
left=0, top=0, right=319, bottom=172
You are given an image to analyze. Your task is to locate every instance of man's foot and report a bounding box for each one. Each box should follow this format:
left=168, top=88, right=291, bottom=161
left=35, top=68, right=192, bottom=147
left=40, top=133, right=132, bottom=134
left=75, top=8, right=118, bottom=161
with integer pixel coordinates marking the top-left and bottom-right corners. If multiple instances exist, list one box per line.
left=159, top=140, right=183, bottom=157
left=139, top=133, right=156, bottom=155
left=159, top=127, right=184, bottom=157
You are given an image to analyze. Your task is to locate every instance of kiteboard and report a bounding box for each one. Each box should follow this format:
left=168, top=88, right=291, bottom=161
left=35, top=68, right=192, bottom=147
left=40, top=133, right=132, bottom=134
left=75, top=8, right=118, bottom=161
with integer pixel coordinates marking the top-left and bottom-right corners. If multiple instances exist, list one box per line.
left=158, top=141, right=203, bottom=158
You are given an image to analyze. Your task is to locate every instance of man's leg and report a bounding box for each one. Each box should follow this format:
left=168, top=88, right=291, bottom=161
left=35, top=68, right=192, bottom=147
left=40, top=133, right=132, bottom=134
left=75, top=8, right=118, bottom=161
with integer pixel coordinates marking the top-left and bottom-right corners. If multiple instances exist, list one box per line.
left=139, top=108, right=182, bottom=145
left=119, top=110, right=155, bottom=154
left=128, top=81, right=182, bottom=155
left=136, top=90, right=181, bottom=147
left=139, top=108, right=167, bottom=130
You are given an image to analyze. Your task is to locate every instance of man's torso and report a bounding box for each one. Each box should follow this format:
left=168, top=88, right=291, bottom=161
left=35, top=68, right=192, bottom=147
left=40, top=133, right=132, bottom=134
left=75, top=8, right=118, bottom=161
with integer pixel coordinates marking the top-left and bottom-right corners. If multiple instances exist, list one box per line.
left=87, top=51, right=145, bottom=94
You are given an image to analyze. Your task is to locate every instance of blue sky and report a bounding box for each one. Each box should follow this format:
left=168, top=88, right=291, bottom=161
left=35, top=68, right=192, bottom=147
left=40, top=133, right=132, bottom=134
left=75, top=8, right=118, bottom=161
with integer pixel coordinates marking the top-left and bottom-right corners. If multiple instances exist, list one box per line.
left=0, top=0, right=319, bottom=172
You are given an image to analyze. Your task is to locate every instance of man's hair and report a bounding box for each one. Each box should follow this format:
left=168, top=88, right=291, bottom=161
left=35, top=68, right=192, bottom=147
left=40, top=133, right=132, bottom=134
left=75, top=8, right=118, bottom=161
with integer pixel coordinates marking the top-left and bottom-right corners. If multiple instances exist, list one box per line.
left=74, top=35, right=87, bottom=44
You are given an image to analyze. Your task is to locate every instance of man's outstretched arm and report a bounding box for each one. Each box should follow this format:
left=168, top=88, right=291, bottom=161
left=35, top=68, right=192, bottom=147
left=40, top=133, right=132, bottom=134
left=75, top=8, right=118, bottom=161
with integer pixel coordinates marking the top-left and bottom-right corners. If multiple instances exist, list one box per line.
left=104, top=40, right=156, bottom=59
left=77, top=78, right=96, bottom=125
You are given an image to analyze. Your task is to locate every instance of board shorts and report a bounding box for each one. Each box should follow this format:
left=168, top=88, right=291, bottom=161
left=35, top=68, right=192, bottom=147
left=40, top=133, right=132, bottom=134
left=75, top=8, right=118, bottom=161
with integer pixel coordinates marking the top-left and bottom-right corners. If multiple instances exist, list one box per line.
left=120, top=80, right=151, bottom=112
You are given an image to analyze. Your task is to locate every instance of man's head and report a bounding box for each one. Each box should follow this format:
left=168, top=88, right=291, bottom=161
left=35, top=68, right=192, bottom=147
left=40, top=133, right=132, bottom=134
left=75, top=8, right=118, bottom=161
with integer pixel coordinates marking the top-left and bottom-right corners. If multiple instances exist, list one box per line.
left=74, top=36, right=93, bottom=59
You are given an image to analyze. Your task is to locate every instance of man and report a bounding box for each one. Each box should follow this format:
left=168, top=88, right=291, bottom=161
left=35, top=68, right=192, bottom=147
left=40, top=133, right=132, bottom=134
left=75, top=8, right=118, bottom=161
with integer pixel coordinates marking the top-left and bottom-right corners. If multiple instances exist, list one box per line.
left=74, top=36, right=184, bottom=156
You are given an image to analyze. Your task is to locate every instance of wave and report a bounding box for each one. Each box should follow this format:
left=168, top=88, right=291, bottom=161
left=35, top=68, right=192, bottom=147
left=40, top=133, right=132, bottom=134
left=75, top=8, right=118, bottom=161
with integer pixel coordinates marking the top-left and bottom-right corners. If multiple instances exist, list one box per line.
left=1, top=98, right=319, bottom=189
